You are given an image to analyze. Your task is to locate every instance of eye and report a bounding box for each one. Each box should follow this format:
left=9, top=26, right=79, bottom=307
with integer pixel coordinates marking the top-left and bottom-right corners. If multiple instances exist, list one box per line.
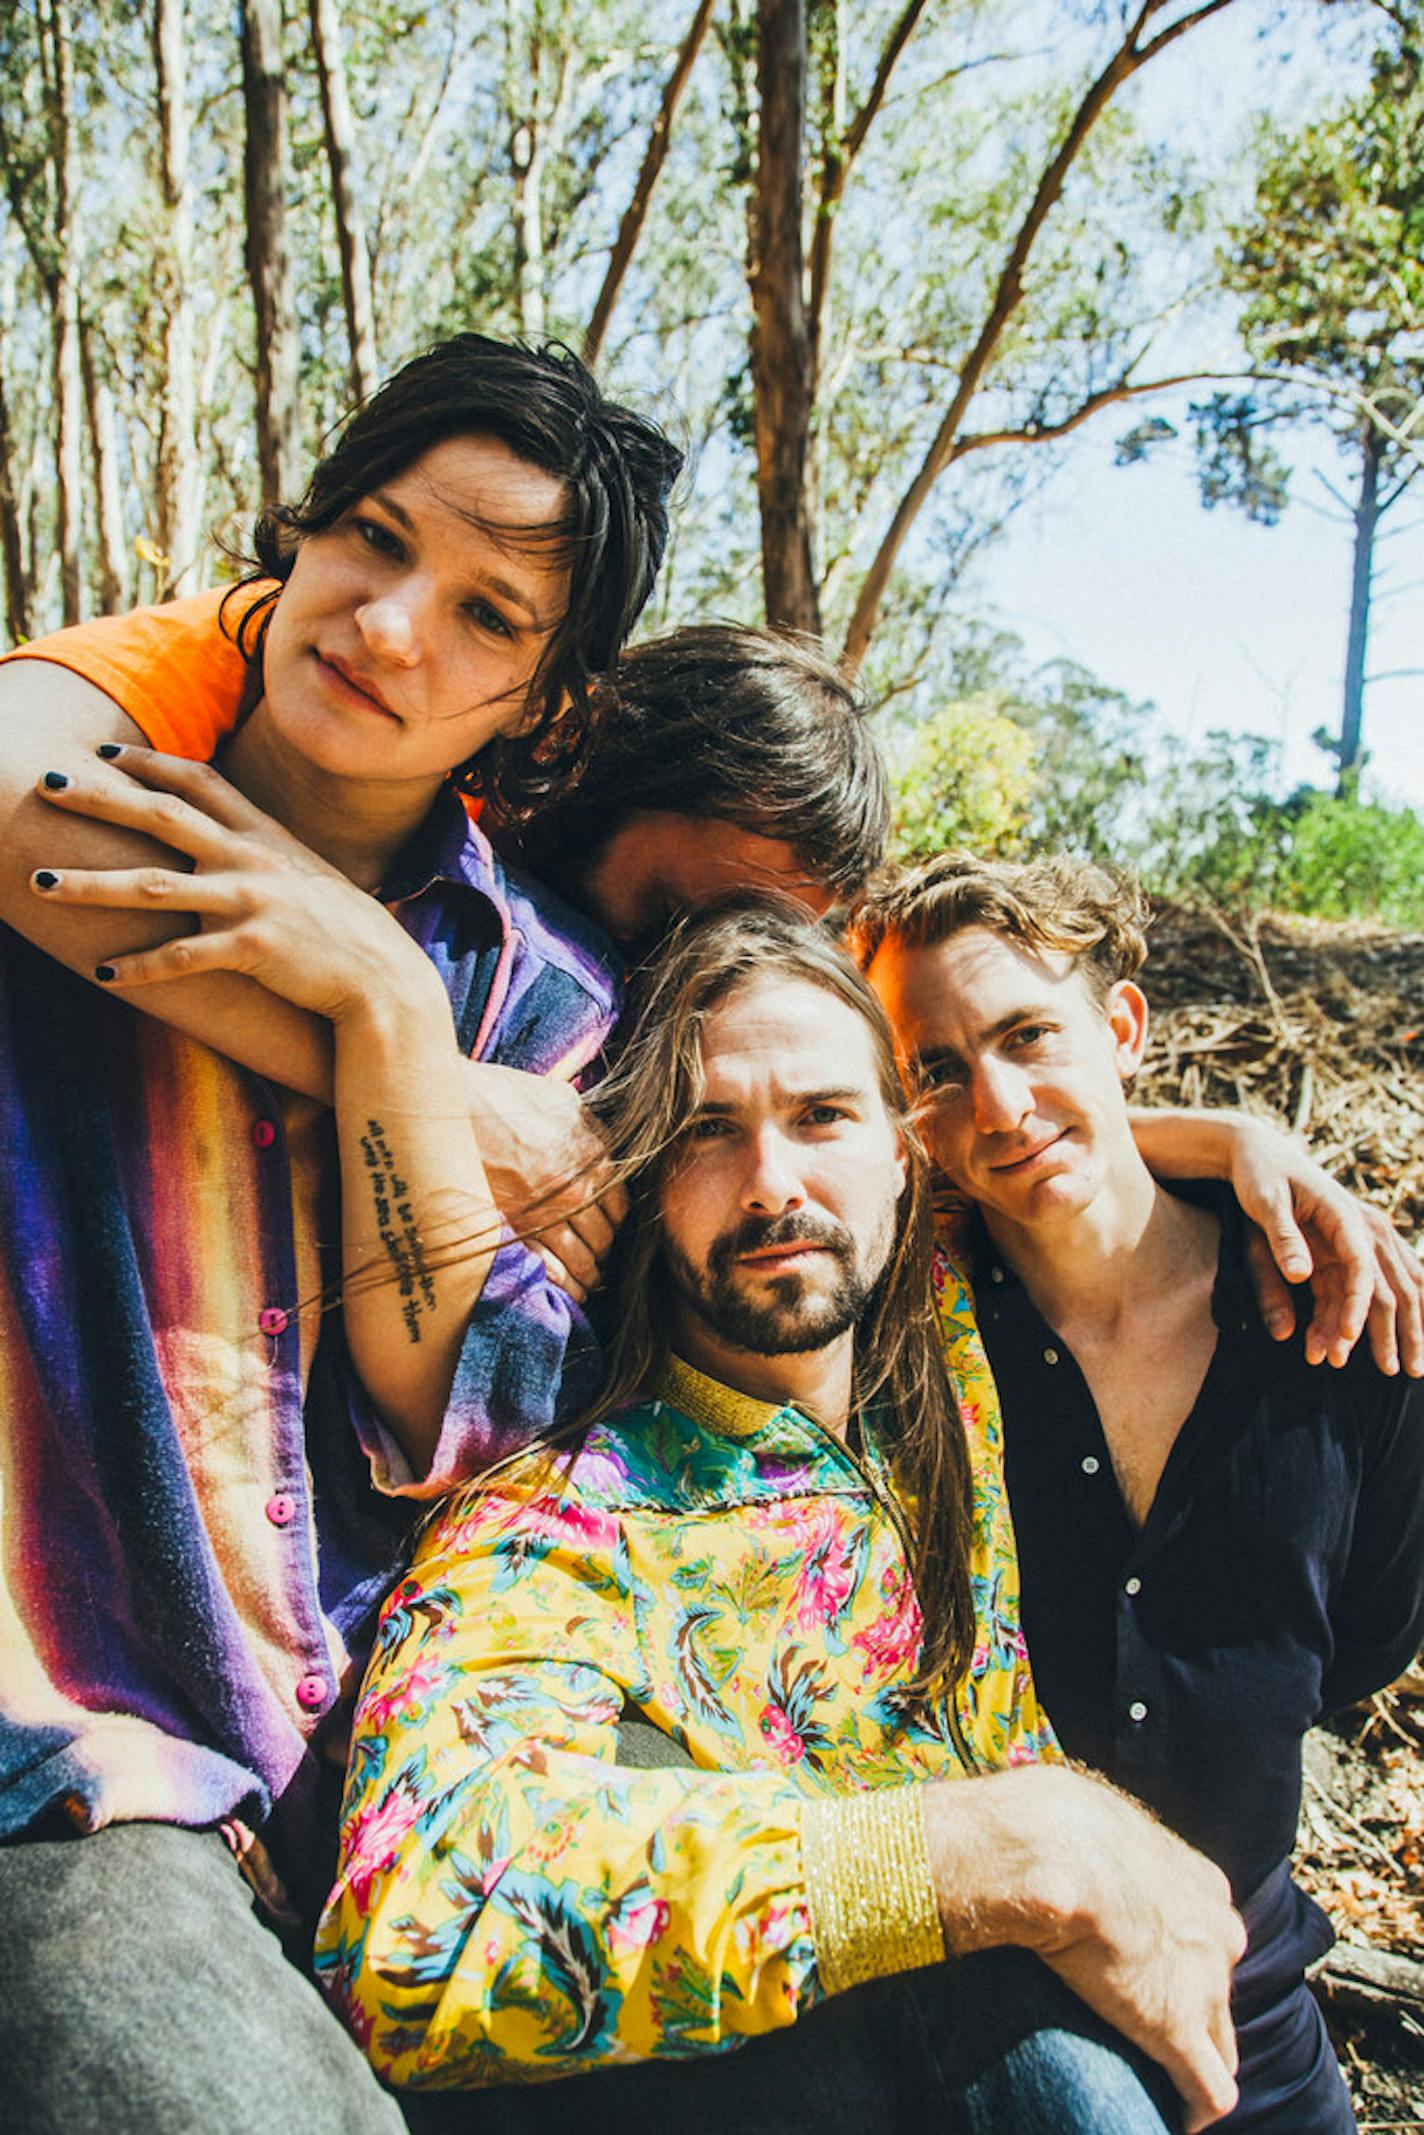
left=1007, top=1023, right=1052, bottom=1051
left=685, top=1116, right=732, bottom=1143
left=352, top=515, right=404, bottom=560
left=803, top=1104, right=849, bottom=1127
left=465, top=598, right=516, bottom=640
left=918, top=1058, right=966, bottom=1094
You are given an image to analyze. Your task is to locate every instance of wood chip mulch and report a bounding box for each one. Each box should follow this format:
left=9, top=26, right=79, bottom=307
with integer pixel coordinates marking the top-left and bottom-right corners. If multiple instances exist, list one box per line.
left=1136, top=905, right=1424, bottom=2129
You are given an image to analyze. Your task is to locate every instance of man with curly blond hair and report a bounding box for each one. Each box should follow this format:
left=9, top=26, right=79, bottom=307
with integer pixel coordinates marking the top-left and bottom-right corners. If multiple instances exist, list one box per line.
left=855, top=850, right=1424, bottom=2134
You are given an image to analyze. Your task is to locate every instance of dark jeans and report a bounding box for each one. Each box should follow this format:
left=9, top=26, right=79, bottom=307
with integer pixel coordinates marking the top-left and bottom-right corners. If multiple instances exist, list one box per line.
left=404, top=1948, right=1181, bottom=2135
left=1, top=1820, right=1180, bottom=2135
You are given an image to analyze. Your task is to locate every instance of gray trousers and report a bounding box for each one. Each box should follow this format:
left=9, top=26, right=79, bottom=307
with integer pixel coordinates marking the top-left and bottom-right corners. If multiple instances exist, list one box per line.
left=0, top=1821, right=408, bottom=2135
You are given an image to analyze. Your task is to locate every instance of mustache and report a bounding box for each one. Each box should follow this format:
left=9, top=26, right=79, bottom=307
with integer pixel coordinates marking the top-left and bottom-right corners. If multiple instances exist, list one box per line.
left=708, top=1212, right=854, bottom=1276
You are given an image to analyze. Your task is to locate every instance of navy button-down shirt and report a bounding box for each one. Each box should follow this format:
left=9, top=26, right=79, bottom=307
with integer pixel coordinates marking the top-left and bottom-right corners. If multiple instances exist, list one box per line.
left=974, top=1185, right=1424, bottom=1940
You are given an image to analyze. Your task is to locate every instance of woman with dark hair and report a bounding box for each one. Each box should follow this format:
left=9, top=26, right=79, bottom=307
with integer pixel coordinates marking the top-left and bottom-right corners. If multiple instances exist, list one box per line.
left=0, top=332, right=680, bottom=2135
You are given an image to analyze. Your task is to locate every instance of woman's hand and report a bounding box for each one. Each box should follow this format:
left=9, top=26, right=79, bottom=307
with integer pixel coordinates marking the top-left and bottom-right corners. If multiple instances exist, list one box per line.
left=30, top=745, right=437, bottom=1025
left=33, top=744, right=627, bottom=1300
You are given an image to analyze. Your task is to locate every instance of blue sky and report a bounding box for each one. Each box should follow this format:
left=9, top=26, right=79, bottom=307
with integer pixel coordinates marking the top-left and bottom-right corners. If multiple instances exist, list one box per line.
left=968, top=2, right=1424, bottom=813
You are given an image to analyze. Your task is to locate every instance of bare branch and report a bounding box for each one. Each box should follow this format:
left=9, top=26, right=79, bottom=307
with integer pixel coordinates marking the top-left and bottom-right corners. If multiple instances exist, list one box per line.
left=807, top=0, right=932, bottom=384
left=582, top=0, right=716, bottom=368
left=842, top=0, right=1243, bottom=665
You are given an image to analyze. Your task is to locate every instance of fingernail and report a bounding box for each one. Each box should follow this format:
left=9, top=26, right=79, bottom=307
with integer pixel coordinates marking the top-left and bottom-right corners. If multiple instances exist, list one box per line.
left=42, top=771, right=69, bottom=791
left=94, top=964, right=116, bottom=983
left=33, top=870, right=60, bottom=890
left=97, top=743, right=123, bottom=759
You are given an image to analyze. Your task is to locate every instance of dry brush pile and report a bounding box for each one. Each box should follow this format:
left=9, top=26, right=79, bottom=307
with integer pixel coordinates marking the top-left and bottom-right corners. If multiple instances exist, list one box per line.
left=1138, top=905, right=1424, bottom=2128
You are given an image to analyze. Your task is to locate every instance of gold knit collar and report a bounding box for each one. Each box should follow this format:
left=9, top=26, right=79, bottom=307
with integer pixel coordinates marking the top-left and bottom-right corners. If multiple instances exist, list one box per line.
left=656, top=1354, right=790, bottom=1441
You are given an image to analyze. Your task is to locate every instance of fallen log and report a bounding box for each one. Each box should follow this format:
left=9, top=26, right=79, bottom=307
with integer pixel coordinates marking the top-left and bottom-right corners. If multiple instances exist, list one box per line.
left=1313, top=1942, right=1424, bottom=2023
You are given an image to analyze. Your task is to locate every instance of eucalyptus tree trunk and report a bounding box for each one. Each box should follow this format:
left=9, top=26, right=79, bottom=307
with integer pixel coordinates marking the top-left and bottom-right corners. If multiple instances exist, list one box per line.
left=80, top=316, right=128, bottom=612
left=241, top=0, right=302, bottom=505
left=309, top=0, right=378, bottom=403
left=153, top=0, right=201, bottom=592
left=0, top=366, right=31, bottom=641
left=749, top=0, right=819, bottom=633
left=1337, top=423, right=1381, bottom=798
left=0, top=236, right=32, bottom=641
left=40, top=0, right=83, bottom=621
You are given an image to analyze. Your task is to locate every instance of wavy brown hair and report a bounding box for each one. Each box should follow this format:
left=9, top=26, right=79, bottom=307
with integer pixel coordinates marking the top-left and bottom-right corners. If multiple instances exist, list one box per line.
left=849, top=849, right=1151, bottom=1003
left=584, top=896, right=976, bottom=1699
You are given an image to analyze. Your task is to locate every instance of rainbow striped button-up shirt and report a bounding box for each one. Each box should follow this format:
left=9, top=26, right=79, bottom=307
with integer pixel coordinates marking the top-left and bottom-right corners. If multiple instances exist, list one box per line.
left=0, top=792, right=617, bottom=1852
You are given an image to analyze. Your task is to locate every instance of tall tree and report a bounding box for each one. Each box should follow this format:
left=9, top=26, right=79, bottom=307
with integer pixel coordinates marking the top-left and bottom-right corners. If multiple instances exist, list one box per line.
left=581, top=0, right=715, bottom=368
left=152, top=0, right=201, bottom=592
left=80, top=311, right=128, bottom=612
left=2, top=0, right=88, bottom=619
left=841, top=0, right=1239, bottom=664
left=750, top=0, right=818, bottom=630
left=241, top=0, right=302, bottom=505
left=309, top=0, right=378, bottom=402
left=1182, top=33, right=1424, bottom=793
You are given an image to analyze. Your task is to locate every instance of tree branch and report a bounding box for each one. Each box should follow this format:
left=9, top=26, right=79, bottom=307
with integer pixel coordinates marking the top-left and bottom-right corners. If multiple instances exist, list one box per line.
left=581, top=0, right=716, bottom=368
left=806, top=0, right=931, bottom=386
left=842, top=0, right=1242, bottom=665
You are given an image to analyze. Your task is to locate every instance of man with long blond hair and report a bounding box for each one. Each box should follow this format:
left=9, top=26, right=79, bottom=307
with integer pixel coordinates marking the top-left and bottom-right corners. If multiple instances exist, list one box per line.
left=315, top=897, right=1245, bottom=2135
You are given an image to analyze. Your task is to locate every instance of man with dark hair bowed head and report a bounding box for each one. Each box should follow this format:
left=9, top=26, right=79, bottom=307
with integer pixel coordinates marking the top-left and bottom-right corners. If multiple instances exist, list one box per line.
left=854, top=851, right=1424, bottom=2134
left=317, top=898, right=1247, bottom=2135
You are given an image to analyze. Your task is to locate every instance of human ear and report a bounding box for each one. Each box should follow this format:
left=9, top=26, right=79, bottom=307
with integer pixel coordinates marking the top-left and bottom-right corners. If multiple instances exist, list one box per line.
left=1106, top=980, right=1149, bottom=1080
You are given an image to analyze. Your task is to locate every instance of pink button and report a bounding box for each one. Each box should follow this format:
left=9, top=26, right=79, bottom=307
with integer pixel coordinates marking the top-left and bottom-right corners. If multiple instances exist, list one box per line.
left=258, top=1307, right=288, bottom=1337
left=265, top=1493, right=296, bottom=1527
left=296, top=1673, right=328, bottom=1711
left=251, top=1118, right=277, bottom=1149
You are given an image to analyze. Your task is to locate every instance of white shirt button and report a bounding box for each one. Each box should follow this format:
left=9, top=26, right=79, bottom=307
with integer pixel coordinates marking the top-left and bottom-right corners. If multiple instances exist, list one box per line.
left=1128, top=1700, right=1148, bottom=1723
left=1124, top=1576, right=1142, bottom=1597
left=990, top=1267, right=1004, bottom=1284
left=1081, top=1455, right=1100, bottom=1476
left=1043, top=1347, right=1059, bottom=1365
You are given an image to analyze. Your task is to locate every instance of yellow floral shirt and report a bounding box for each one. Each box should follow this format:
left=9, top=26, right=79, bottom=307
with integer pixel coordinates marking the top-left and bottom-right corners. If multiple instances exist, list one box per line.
left=315, top=1250, right=1055, bottom=2088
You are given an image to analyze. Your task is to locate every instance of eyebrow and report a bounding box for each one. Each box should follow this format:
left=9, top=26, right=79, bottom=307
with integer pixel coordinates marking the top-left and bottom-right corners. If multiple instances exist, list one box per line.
left=366, top=488, right=553, bottom=628
left=693, top=1085, right=868, bottom=1114
left=916, top=1006, right=1052, bottom=1075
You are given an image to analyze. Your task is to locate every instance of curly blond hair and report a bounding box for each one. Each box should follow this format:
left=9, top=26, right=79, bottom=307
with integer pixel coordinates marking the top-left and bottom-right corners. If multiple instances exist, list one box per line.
left=848, top=850, right=1151, bottom=1003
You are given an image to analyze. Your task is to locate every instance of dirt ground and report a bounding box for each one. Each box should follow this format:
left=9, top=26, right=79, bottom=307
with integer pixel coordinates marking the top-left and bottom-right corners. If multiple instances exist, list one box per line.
left=1138, top=907, right=1424, bottom=2131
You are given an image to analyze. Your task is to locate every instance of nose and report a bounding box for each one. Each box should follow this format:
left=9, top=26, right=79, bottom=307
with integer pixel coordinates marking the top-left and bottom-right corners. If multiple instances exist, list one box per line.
left=354, top=585, right=424, bottom=668
left=971, top=1053, right=1032, bottom=1136
left=742, top=1124, right=806, bottom=1217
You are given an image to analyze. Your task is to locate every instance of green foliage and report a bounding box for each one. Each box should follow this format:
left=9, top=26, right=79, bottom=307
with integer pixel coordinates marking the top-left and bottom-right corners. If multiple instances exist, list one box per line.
left=887, top=631, right=1424, bottom=926
left=1188, top=394, right=1293, bottom=523
left=1267, top=791, right=1424, bottom=925
left=892, top=696, right=1035, bottom=859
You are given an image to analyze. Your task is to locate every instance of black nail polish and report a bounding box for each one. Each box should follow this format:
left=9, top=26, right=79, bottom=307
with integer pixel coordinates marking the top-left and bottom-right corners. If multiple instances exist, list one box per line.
left=42, top=771, right=69, bottom=792
left=34, top=870, right=59, bottom=889
left=94, top=964, right=117, bottom=983
left=97, top=743, right=123, bottom=759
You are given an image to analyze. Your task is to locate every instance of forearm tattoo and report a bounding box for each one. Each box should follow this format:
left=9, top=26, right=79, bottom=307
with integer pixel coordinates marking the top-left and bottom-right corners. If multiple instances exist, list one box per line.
left=359, top=1118, right=439, bottom=1343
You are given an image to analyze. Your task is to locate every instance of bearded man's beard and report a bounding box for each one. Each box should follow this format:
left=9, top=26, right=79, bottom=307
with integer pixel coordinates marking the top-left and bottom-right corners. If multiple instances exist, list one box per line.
left=661, top=1209, right=894, bottom=1356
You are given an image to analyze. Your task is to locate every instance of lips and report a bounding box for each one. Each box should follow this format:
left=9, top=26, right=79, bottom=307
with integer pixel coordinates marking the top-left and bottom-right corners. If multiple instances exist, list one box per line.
left=316, top=649, right=398, bottom=718
left=710, top=1215, right=850, bottom=1279
left=989, top=1130, right=1065, bottom=1173
left=737, top=1242, right=829, bottom=1269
